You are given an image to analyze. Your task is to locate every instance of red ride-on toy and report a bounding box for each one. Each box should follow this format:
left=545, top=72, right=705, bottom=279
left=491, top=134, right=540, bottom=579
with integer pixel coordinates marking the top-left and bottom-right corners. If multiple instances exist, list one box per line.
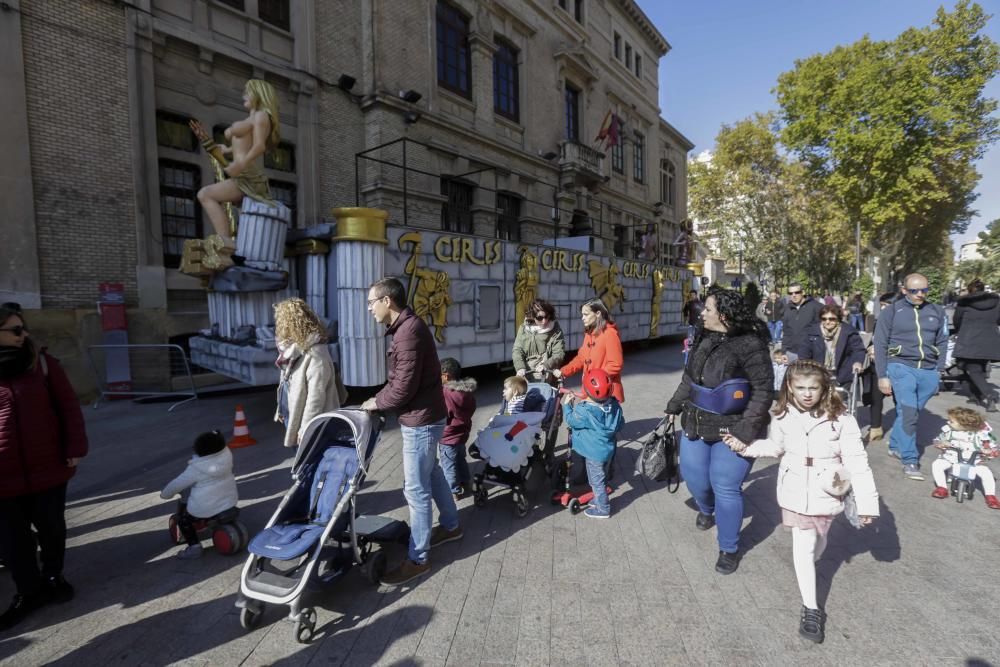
left=168, top=501, right=249, bottom=555
left=549, top=449, right=614, bottom=513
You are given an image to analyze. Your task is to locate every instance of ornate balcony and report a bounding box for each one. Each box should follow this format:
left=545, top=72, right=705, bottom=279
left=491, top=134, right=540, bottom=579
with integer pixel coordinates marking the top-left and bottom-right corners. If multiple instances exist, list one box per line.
left=559, top=141, right=606, bottom=189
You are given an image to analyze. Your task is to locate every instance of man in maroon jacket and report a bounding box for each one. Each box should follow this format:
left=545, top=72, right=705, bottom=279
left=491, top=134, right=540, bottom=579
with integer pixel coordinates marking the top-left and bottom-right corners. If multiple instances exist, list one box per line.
left=361, top=278, right=462, bottom=585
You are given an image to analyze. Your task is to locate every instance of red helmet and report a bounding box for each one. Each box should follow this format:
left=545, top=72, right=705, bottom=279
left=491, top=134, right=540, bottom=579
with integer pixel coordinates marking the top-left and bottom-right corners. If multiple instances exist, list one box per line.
left=582, top=368, right=613, bottom=401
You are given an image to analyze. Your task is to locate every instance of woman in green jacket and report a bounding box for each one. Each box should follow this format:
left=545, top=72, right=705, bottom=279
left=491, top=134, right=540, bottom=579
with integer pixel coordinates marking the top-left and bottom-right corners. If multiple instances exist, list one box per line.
left=512, top=299, right=566, bottom=384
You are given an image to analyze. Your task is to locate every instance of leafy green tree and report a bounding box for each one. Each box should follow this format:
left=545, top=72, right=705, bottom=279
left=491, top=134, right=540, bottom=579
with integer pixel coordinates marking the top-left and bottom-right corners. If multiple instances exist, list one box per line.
left=743, top=282, right=763, bottom=314
left=776, top=1, right=1000, bottom=278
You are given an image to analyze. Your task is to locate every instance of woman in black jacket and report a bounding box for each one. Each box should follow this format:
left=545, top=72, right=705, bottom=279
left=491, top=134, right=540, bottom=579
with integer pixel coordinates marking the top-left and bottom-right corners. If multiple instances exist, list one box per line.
left=797, top=304, right=866, bottom=391
left=953, top=279, right=1000, bottom=412
left=665, top=289, right=774, bottom=575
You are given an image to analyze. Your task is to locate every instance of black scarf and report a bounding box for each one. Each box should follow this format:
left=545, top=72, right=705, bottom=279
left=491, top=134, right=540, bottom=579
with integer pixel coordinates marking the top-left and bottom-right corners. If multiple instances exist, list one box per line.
left=0, top=345, right=33, bottom=379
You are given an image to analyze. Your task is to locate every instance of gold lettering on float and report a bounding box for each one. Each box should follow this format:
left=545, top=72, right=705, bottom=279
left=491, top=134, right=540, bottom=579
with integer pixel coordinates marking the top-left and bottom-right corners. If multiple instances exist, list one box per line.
left=539, top=249, right=584, bottom=273
left=433, top=235, right=501, bottom=266
left=622, top=261, right=651, bottom=280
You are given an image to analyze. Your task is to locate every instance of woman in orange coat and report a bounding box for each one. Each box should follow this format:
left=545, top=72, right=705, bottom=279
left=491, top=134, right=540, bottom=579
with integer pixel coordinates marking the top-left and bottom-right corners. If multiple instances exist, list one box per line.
left=554, top=299, right=624, bottom=403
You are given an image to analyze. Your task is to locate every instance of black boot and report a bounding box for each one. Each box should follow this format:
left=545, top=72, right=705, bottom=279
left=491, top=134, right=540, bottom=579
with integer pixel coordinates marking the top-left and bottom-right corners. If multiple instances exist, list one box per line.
left=714, top=550, right=742, bottom=575
left=695, top=513, right=716, bottom=531
left=45, top=574, right=74, bottom=604
left=0, top=591, right=48, bottom=632
left=799, top=606, right=825, bottom=643
left=985, top=397, right=998, bottom=414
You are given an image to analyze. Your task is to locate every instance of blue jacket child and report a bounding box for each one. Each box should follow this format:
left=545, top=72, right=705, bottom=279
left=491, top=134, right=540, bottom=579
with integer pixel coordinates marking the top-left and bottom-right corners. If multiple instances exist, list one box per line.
left=562, top=369, right=624, bottom=518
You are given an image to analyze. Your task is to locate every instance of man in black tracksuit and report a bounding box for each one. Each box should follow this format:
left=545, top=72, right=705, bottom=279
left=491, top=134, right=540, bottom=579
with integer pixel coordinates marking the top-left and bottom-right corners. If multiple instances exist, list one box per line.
left=781, top=283, right=822, bottom=354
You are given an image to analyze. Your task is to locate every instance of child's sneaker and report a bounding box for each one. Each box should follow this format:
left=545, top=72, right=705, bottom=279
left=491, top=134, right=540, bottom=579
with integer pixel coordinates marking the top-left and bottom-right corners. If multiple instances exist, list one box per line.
left=584, top=505, right=610, bottom=519
left=177, top=544, right=203, bottom=560
left=931, top=486, right=949, bottom=499
left=986, top=495, right=1000, bottom=510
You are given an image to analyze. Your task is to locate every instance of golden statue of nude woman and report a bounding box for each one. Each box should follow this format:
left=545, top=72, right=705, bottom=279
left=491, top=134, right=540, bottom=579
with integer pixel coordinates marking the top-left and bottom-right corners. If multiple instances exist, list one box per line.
left=188, top=79, right=280, bottom=265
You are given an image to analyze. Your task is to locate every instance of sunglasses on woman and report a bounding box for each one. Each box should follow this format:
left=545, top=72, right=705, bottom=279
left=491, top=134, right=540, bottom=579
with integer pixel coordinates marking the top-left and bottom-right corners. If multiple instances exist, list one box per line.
left=0, top=325, right=27, bottom=336
left=820, top=317, right=840, bottom=322
left=533, top=314, right=548, bottom=322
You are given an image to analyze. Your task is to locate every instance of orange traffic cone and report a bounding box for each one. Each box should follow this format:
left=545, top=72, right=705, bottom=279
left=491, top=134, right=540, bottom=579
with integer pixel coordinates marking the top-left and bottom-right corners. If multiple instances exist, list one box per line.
left=228, top=404, right=257, bottom=449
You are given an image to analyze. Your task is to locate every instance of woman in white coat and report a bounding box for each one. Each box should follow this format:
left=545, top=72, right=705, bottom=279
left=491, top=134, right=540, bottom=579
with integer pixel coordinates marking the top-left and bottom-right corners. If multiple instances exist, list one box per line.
left=723, top=359, right=879, bottom=645
left=273, top=298, right=340, bottom=448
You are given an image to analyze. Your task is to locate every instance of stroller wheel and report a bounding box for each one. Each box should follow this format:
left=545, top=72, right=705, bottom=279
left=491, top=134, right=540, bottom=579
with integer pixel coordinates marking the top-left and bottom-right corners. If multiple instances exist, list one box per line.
left=473, top=487, right=488, bottom=508
left=240, top=605, right=263, bottom=631
left=362, top=549, right=387, bottom=585
left=512, top=491, right=529, bottom=518
left=295, top=607, right=317, bottom=644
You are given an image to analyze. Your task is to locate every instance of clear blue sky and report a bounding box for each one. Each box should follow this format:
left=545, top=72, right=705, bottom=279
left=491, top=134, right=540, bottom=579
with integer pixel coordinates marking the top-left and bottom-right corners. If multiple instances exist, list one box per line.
left=646, top=0, right=1000, bottom=253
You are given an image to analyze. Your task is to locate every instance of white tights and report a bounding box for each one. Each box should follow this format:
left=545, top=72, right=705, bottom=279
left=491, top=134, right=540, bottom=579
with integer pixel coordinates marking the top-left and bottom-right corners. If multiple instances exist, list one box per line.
left=792, top=527, right=828, bottom=610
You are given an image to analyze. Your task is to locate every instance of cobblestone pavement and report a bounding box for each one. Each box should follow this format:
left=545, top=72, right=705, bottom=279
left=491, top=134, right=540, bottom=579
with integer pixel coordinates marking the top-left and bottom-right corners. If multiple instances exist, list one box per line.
left=1, top=339, right=999, bottom=666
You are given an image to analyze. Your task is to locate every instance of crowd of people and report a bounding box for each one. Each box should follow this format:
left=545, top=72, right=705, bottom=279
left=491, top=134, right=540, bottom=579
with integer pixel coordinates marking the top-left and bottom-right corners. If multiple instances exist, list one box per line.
left=2, top=273, right=997, bottom=647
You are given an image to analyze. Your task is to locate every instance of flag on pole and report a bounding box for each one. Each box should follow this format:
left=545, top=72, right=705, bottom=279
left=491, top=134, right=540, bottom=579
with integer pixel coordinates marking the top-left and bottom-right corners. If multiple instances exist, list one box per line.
left=594, top=110, right=620, bottom=150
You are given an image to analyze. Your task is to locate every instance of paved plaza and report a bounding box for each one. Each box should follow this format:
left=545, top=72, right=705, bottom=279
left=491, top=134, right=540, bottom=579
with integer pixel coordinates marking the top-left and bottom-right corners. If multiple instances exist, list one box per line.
left=1, top=339, right=999, bottom=666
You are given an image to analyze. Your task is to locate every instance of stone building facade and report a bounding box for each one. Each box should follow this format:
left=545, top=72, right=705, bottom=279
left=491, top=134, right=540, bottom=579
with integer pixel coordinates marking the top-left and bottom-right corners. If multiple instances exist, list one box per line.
left=1, top=0, right=692, bottom=394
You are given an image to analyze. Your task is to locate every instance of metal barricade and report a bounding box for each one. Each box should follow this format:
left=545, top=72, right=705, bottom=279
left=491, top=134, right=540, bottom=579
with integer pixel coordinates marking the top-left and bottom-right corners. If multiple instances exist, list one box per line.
left=87, top=344, right=199, bottom=412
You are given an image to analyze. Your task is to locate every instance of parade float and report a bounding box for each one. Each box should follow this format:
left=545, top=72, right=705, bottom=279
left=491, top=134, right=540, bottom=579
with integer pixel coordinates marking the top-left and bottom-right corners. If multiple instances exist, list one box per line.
left=179, top=80, right=696, bottom=388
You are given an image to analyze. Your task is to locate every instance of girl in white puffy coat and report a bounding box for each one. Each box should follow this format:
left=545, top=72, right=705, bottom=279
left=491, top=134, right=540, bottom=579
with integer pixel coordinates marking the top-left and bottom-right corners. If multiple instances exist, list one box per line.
left=722, top=359, right=879, bottom=645
left=160, top=430, right=239, bottom=559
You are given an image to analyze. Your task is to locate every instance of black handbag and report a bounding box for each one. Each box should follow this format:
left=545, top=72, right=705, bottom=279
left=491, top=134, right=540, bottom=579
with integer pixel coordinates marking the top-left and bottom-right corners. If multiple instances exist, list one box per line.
left=634, top=416, right=680, bottom=492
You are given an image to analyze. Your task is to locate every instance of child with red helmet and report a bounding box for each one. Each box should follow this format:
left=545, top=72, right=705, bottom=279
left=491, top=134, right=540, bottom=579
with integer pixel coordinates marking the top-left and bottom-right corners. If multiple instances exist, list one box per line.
left=562, top=368, right=624, bottom=518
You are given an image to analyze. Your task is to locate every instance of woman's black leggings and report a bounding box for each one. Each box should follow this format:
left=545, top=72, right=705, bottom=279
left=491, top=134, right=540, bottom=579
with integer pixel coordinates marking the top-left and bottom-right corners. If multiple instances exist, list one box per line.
left=0, top=483, right=68, bottom=595
left=958, top=359, right=998, bottom=402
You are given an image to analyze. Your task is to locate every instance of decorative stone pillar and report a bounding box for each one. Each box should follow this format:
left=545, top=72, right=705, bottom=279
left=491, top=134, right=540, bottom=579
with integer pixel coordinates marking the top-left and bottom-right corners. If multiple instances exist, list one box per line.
left=332, top=207, right=389, bottom=387
left=469, top=6, right=497, bottom=134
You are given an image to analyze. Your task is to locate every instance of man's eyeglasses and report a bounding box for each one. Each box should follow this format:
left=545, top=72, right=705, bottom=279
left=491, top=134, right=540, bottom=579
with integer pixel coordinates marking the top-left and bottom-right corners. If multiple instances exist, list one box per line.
left=907, top=288, right=930, bottom=295
left=0, top=326, right=27, bottom=336
left=788, top=290, right=803, bottom=295
left=367, top=296, right=386, bottom=307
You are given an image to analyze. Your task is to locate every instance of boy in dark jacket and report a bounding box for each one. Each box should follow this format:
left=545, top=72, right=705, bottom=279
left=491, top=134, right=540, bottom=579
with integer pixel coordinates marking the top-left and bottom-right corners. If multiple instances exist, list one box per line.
left=563, top=369, right=624, bottom=519
left=439, top=358, right=477, bottom=499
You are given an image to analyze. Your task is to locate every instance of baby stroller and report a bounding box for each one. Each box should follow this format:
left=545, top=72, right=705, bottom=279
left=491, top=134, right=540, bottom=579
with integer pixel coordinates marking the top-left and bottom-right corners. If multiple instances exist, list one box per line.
left=471, top=381, right=562, bottom=517
left=236, top=409, right=408, bottom=643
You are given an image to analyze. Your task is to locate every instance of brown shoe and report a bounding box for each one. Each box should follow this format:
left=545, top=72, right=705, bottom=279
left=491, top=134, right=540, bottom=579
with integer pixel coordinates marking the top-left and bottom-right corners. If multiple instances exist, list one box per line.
left=430, top=525, right=464, bottom=548
left=380, top=559, right=430, bottom=586
left=868, top=427, right=884, bottom=443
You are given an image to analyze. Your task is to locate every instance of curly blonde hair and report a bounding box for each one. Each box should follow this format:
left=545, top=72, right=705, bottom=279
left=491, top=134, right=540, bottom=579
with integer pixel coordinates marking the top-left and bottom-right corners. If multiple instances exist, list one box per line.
left=773, top=359, right=846, bottom=421
left=273, top=298, right=327, bottom=349
left=947, top=407, right=986, bottom=432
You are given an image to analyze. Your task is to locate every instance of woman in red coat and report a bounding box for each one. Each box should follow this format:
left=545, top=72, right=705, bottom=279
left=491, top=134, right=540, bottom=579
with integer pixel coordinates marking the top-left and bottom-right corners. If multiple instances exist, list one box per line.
left=555, top=299, right=625, bottom=403
left=0, top=303, right=88, bottom=632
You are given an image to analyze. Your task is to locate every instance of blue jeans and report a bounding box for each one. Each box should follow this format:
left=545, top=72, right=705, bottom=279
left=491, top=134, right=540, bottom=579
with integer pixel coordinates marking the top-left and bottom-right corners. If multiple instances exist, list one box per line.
left=401, top=420, right=458, bottom=564
left=438, top=443, right=470, bottom=494
left=768, top=320, right=783, bottom=343
left=679, top=434, right=753, bottom=553
left=886, top=363, right=939, bottom=466
left=584, top=457, right=611, bottom=514
left=849, top=313, right=864, bottom=332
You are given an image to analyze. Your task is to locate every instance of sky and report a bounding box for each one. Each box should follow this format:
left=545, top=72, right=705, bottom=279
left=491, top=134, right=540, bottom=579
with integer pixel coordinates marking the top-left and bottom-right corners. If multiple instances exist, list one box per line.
left=646, top=0, right=1000, bottom=254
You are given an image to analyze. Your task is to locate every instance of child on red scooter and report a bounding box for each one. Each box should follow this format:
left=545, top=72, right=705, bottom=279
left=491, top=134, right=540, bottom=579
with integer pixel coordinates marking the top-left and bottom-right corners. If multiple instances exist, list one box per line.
left=160, top=430, right=239, bottom=559
left=561, top=369, right=624, bottom=519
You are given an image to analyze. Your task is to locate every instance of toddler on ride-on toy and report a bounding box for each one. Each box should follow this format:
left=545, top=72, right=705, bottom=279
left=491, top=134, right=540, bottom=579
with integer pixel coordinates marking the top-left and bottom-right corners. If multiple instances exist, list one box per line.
left=929, top=407, right=1000, bottom=509
left=161, top=430, right=245, bottom=558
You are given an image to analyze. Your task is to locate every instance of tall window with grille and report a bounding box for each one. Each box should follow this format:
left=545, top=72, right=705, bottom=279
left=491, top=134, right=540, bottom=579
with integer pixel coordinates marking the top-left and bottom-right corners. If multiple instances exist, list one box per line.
left=564, top=84, right=580, bottom=141
left=611, top=134, right=624, bottom=174
left=437, top=1, right=471, bottom=98
left=633, top=132, right=645, bottom=183
left=441, top=177, right=474, bottom=234
left=159, top=161, right=201, bottom=269
left=661, top=160, right=676, bottom=207
left=496, top=193, right=521, bottom=241
left=258, top=0, right=289, bottom=30
left=493, top=40, right=519, bottom=122
left=613, top=224, right=628, bottom=257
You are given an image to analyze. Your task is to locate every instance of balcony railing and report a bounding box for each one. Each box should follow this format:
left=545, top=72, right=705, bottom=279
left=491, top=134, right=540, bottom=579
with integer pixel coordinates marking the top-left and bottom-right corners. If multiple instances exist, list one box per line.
left=559, top=141, right=605, bottom=186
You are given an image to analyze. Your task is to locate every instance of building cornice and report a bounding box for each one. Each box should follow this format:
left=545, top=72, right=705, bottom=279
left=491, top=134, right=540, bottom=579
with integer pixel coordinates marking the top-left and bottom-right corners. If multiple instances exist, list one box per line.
left=614, top=0, right=670, bottom=56
left=659, top=117, right=695, bottom=151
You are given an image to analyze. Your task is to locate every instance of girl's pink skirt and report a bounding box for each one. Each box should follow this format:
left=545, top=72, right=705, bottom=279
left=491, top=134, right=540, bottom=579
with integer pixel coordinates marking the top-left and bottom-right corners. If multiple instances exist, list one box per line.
left=782, top=509, right=834, bottom=536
